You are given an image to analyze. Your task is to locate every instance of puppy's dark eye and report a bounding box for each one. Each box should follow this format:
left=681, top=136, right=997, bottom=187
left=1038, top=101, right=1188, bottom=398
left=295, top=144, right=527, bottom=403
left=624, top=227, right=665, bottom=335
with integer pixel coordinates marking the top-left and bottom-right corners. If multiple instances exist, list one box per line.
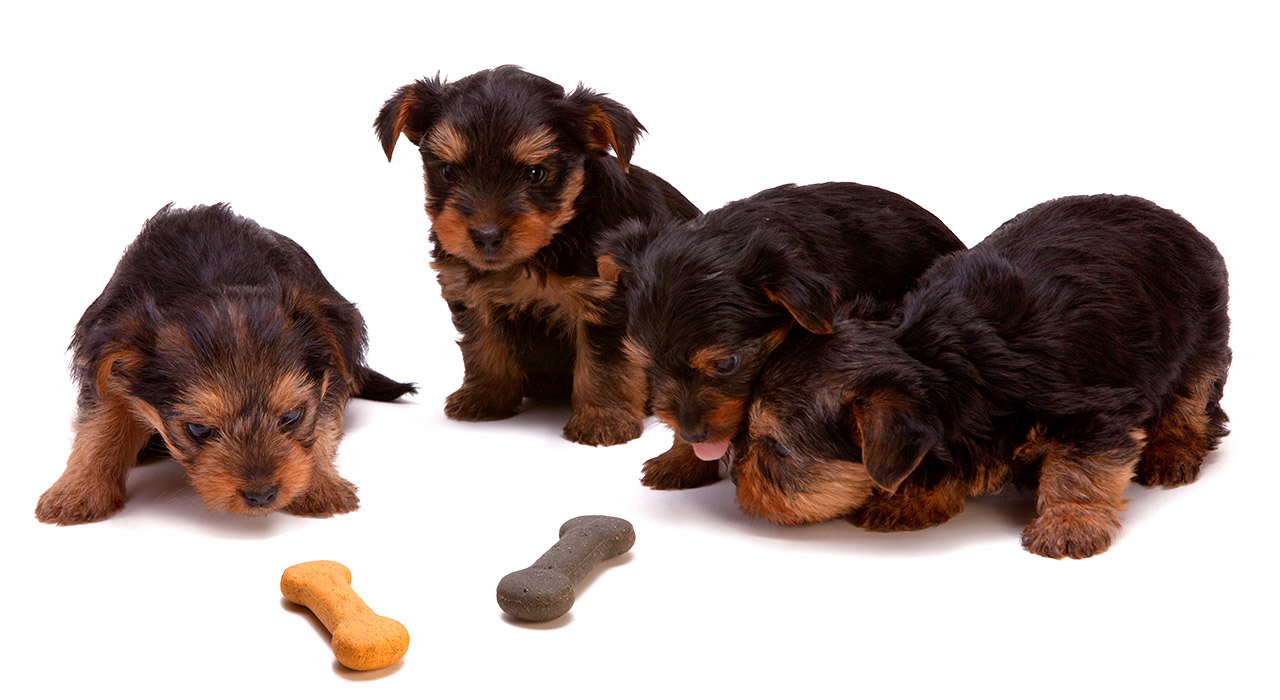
left=186, top=424, right=216, bottom=442
left=439, top=163, right=454, bottom=181
left=524, top=164, right=546, bottom=184
left=773, top=441, right=791, bottom=460
left=716, top=355, right=740, bottom=374
left=279, top=409, right=303, bottom=429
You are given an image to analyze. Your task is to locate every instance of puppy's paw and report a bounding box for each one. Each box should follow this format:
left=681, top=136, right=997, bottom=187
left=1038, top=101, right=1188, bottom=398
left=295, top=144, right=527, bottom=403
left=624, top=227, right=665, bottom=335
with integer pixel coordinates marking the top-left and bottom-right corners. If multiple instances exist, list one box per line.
left=1021, top=505, right=1118, bottom=559
left=641, top=446, right=722, bottom=490
left=35, top=483, right=124, bottom=525
left=563, top=405, right=644, bottom=446
left=848, top=488, right=964, bottom=532
left=1134, top=443, right=1203, bottom=488
left=444, top=384, right=522, bottom=422
left=283, top=474, right=360, bottom=518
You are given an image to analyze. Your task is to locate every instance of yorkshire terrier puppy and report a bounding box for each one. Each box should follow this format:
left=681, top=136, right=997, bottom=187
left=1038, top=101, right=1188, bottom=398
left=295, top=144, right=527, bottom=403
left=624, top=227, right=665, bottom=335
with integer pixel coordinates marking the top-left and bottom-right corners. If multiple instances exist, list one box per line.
left=36, top=204, right=415, bottom=525
left=734, top=194, right=1231, bottom=559
left=374, top=65, right=698, bottom=446
left=599, top=182, right=964, bottom=488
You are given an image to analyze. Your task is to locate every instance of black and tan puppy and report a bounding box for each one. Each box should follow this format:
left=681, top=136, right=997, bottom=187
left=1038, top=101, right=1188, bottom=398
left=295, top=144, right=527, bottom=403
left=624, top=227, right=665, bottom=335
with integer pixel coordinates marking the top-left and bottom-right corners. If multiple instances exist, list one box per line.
left=36, top=204, right=415, bottom=525
left=734, top=194, right=1231, bottom=559
left=374, top=65, right=699, bottom=446
left=599, top=182, right=965, bottom=489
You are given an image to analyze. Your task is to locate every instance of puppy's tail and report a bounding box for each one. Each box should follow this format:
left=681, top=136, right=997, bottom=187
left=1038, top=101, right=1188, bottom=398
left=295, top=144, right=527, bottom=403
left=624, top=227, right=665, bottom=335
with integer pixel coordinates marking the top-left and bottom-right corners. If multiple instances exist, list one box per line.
left=354, top=365, right=418, bottom=402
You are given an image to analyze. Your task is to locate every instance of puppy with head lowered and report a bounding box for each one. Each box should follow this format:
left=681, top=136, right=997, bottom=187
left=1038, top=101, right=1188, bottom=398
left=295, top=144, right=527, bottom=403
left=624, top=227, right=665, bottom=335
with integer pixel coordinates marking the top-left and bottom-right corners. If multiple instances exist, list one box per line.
left=734, top=194, right=1230, bottom=559
left=36, top=204, right=415, bottom=525
left=600, top=182, right=965, bottom=489
left=375, top=66, right=698, bottom=446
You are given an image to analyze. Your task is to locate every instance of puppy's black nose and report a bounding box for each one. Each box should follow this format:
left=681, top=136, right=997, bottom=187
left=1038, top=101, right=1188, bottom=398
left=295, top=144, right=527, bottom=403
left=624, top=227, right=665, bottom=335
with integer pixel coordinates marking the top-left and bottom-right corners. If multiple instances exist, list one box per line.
left=680, top=426, right=709, bottom=444
left=242, top=486, right=278, bottom=509
left=470, top=224, right=506, bottom=255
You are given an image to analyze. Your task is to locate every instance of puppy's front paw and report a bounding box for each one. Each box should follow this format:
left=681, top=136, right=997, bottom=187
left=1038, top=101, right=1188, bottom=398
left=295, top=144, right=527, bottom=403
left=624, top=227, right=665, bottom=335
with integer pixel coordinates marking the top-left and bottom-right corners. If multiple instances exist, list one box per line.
left=641, top=445, right=722, bottom=490
left=444, top=384, right=522, bottom=422
left=283, top=474, right=360, bottom=518
left=848, top=488, right=963, bottom=532
left=35, top=482, right=124, bottom=526
left=1021, top=505, right=1119, bottom=559
left=563, top=405, right=644, bottom=446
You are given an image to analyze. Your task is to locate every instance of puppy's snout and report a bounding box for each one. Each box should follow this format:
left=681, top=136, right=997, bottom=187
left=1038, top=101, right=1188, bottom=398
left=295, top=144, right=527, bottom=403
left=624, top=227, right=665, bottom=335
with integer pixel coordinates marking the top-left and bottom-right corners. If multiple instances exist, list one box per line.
left=241, top=485, right=279, bottom=509
left=470, top=224, right=506, bottom=255
left=679, top=425, right=709, bottom=444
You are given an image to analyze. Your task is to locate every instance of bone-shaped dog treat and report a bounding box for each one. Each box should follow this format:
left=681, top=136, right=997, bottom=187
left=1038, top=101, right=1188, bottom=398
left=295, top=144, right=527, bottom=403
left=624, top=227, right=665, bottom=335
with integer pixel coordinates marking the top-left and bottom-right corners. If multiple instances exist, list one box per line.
left=280, top=560, right=409, bottom=670
left=496, top=515, right=635, bottom=622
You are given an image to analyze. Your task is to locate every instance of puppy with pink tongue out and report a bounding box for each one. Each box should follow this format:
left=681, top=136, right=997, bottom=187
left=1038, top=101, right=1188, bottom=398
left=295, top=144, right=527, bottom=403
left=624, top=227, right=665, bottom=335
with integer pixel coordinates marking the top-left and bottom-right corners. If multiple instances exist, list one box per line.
left=598, top=183, right=965, bottom=490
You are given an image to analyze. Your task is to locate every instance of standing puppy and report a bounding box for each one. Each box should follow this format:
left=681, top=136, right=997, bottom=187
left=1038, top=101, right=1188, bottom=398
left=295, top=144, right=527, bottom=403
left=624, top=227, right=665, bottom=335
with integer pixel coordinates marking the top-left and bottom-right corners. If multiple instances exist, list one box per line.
left=375, top=66, right=699, bottom=445
left=36, top=204, right=415, bottom=525
left=735, top=194, right=1231, bottom=559
left=600, top=182, right=965, bottom=488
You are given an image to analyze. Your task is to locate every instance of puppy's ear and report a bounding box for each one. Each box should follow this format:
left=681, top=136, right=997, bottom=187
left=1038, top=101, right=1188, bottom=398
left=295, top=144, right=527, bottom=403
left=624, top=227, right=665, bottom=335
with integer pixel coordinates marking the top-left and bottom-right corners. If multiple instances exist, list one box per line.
left=595, top=218, right=655, bottom=284
left=565, top=85, right=644, bottom=171
left=854, top=388, right=942, bottom=492
left=596, top=254, right=624, bottom=285
left=374, top=76, right=446, bottom=161
left=742, top=240, right=838, bottom=334
left=72, top=301, right=161, bottom=399
left=284, top=288, right=364, bottom=392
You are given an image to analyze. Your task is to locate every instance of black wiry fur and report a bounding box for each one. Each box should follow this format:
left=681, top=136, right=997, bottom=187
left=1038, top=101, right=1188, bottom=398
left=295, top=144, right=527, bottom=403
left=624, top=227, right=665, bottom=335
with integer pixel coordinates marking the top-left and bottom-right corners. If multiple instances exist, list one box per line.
left=375, top=66, right=699, bottom=446
left=36, top=204, right=413, bottom=525
left=736, top=194, right=1231, bottom=559
left=600, top=182, right=965, bottom=489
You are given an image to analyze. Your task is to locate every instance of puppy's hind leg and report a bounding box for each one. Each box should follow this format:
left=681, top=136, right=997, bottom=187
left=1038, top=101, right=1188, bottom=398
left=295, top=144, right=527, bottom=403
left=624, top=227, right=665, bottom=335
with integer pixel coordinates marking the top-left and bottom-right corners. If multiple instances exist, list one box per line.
left=36, top=390, right=153, bottom=525
left=1135, top=364, right=1230, bottom=488
left=1021, top=432, right=1143, bottom=559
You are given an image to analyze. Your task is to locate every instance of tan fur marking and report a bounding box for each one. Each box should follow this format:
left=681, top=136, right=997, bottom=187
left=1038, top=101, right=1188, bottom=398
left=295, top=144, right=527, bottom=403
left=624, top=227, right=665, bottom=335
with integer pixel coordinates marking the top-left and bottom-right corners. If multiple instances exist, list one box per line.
left=510, top=127, right=558, bottom=164
left=596, top=254, right=623, bottom=285
left=690, top=345, right=735, bottom=375
left=735, top=455, right=876, bottom=525
left=764, top=288, right=835, bottom=335
left=622, top=335, right=652, bottom=369
left=583, top=104, right=628, bottom=171
left=426, top=123, right=468, bottom=163
left=394, top=94, right=424, bottom=147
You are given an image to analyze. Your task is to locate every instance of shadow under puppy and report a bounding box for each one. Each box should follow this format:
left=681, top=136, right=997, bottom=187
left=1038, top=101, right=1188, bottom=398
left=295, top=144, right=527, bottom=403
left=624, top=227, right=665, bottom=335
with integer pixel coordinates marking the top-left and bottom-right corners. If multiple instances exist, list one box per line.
left=599, top=182, right=965, bottom=489
left=375, top=65, right=699, bottom=446
left=36, top=204, right=415, bottom=525
left=735, top=194, right=1230, bottom=559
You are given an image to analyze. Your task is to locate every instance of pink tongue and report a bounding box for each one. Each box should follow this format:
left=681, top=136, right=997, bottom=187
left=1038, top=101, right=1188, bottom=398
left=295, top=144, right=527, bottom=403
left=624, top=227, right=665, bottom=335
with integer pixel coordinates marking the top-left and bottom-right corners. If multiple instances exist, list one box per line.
left=691, top=439, right=730, bottom=461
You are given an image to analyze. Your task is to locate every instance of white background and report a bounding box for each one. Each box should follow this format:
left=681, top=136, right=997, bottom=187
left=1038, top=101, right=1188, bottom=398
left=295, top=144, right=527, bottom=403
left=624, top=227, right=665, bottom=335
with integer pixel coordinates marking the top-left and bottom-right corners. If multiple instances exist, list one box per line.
left=2, top=1, right=1277, bottom=698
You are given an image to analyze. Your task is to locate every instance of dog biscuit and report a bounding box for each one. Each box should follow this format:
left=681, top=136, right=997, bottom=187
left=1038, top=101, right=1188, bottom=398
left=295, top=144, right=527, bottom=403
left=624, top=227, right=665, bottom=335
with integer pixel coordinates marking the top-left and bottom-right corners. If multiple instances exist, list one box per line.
left=281, top=560, right=409, bottom=670
left=496, top=515, right=635, bottom=622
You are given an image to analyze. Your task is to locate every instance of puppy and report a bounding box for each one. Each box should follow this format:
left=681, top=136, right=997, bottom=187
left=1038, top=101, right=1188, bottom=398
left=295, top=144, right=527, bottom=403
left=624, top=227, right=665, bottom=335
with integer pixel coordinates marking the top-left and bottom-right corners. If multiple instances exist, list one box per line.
left=36, top=204, right=416, bottom=525
left=734, top=194, right=1231, bottom=559
left=374, top=65, right=699, bottom=446
left=599, top=182, right=965, bottom=489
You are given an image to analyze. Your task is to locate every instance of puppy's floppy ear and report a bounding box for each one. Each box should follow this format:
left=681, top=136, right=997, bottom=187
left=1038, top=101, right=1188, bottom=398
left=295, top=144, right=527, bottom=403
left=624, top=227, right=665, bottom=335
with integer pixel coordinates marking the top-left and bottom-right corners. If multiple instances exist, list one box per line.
left=854, top=387, right=942, bottom=492
left=283, top=287, right=365, bottom=393
left=565, top=85, right=644, bottom=171
left=742, top=239, right=839, bottom=334
left=595, top=218, right=656, bottom=284
left=374, top=75, right=447, bottom=161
